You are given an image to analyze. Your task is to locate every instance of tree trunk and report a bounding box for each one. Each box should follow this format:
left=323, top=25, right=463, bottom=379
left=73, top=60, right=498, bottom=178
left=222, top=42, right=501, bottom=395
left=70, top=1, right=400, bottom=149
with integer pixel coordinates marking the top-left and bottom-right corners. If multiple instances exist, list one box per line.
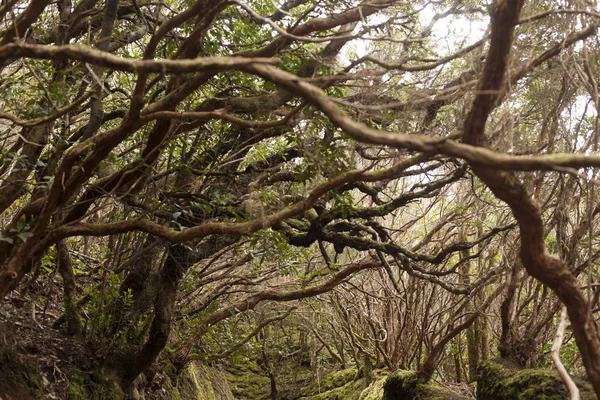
left=57, top=241, right=82, bottom=337
left=461, top=0, right=600, bottom=393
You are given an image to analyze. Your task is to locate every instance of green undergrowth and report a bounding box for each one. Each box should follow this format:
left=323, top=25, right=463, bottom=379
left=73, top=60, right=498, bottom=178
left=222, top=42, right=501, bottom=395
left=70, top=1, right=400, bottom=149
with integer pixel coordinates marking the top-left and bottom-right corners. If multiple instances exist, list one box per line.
left=477, top=359, right=595, bottom=400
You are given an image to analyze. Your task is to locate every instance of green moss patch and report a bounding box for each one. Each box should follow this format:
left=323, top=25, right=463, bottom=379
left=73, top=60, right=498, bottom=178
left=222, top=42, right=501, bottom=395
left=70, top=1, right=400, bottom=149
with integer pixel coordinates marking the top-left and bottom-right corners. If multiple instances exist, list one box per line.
left=477, top=359, right=595, bottom=400
left=383, top=370, right=469, bottom=400
left=358, top=374, right=387, bottom=400
left=302, top=378, right=366, bottom=400
left=167, top=362, right=234, bottom=400
left=318, top=367, right=359, bottom=393
left=225, top=360, right=272, bottom=400
left=66, top=371, right=124, bottom=400
left=297, top=368, right=387, bottom=400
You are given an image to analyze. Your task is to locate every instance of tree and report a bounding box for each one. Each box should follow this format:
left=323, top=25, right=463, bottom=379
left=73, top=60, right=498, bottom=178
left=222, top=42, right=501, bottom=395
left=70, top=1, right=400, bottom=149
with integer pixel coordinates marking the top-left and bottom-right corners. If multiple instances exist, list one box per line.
left=2, top=0, right=600, bottom=397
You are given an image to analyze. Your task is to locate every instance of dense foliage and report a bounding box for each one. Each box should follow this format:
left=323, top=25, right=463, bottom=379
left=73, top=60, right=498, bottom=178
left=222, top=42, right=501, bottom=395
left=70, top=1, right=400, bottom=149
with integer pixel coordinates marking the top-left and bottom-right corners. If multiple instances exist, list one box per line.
left=2, top=0, right=600, bottom=398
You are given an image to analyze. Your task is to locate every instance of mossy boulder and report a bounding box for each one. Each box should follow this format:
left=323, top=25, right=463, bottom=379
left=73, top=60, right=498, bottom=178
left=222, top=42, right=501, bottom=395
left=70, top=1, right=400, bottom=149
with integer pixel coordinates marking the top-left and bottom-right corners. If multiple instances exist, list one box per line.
left=358, top=374, right=387, bottom=400
left=383, top=371, right=469, bottom=400
left=298, top=368, right=467, bottom=400
left=66, top=370, right=124, bottom=400
left=477, top=359, right=595, bottom=400
left=297, top=367, right=388, bottom=400
left=383, top=371, right=420, bottom=399
left=225, top=360, right=272, bottom=400
left=297, top=367, right=363, bottom=400
left=302, top=378, right=367, bottom=400
left=177, top=362, right=234, bottom=400
left=165, top=362, right=234, bottom=400
left=319, top=368, right=360, bottom=393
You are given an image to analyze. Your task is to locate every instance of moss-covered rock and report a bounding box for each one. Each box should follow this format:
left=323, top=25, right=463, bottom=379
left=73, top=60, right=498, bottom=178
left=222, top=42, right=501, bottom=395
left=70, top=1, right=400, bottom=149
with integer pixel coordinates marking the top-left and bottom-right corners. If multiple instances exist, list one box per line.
left=296, top=367, right=387, bottom=400
left=383, top=370, right=469, bottom=400
left=319, top=368, right=359, bottom=393
left=358, top=374, right=387, bottom=400
left=177, top=363, right=220, bottom=399
left=383, top=371, right=420, bottom=400
left=302, top=378, right=367, bottom=400
left=66, top=371, right=124, bottom=400
left=164, top=362, right=234, bottom=400
left=225, top=359, right=272, bottom=400
left=477, top=359, right=595, bottom=400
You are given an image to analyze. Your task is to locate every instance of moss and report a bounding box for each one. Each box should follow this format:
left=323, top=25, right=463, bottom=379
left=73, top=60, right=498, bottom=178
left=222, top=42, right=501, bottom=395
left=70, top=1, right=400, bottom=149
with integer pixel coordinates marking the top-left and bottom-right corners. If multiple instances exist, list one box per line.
left=423, top=384, right=470, bottom=400
left=383, top=371, right=420, bottom=400
left=179, top=362, right=235, bottom=400
left=165, top=377, right=183, bottom=400
left=299, top=378, right=366, bottom=400
left=320, top=368, right=359, bottom=392
left=164, top=362, right=234, bottom=400
left=92, top=370, right=125, bottom=399
left=208, top=367, right=235, bottom=400
left=297, top=367, right=359, bottom=399
left=179, top=362, right=216, bottom=400
left=67, top=374, right=88, bottom=400
left=0, top=353, right=45, bottom=400
left=383, top=371, right=469, bottom=400
left=24, top=370, right=45, bottom=399
left=477, top=359, right=595, bottom=400
left=297, top=368, right=390, bottom=400
left=358, top=373, right=387, bottom=400
left=226, top=360, right=271, bottom=400
left=65, top=371, right=124, bottom=400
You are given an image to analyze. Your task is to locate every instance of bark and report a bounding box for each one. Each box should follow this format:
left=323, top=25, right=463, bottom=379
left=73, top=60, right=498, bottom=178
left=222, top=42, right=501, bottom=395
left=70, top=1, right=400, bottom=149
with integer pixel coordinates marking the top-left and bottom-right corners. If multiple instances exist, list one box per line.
left=56, top=241, right=82, bottom=337
left=0, top=0, right=50, bottom=47
left=261, top=333, right=279, bottom=400
left=498, top=263, right=522, bottom=359
left=121, top=244, right=190, bottom=386
left=120, top=234, right=238, bottom=388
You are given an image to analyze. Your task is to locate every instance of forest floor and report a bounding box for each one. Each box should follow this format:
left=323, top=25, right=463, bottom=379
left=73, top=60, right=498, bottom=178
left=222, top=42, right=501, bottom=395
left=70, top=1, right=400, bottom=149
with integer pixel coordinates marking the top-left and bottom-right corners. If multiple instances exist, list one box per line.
left=0, top=287, right=133, bottom=400
left=0, top=287, right=588, bottom=400
left=0, top=291, right=83, bottom=399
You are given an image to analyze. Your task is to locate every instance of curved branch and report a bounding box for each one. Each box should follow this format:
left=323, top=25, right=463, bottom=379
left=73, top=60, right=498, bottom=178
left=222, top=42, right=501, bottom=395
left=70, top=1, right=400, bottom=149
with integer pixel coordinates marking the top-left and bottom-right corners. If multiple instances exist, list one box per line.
left=46, top=155, right=434, bottom=243
left=0, top=43, right=277, bottom=74
left=241, top=64, right=600, bottom=172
